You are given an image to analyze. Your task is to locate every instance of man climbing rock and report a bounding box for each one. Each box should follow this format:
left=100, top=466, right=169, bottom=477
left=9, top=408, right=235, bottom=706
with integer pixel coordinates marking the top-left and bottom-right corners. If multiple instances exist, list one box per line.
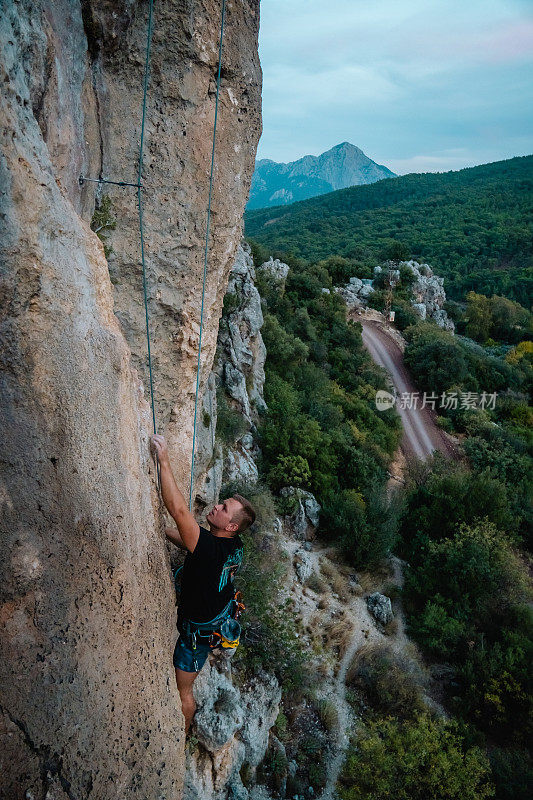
left=150, top=434, right=255, bottom=734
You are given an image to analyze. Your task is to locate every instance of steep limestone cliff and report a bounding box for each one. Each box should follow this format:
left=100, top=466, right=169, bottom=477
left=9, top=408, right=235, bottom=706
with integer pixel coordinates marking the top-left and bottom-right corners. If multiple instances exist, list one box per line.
left=0, top=1, right=261, bottom=798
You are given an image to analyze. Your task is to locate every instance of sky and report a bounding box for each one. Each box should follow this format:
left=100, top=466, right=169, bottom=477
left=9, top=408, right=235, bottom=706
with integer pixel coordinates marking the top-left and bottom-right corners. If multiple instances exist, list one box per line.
left=256, top=0, right=533, bottom=174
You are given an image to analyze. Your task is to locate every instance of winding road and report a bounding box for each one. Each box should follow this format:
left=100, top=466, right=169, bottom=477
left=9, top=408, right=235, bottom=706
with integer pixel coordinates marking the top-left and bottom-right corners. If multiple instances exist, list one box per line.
left=360, top=318, right=457, bottom=461
left=315, top=315, right=458, bottom=799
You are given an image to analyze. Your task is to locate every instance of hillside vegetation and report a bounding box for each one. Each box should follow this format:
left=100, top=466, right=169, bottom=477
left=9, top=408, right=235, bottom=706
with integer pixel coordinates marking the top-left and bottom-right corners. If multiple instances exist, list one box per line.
left=248, top=244, right=402, bottom=567
left=245, top=156, right=533, bottom=304
left=241, top=238, right=532, bottom=799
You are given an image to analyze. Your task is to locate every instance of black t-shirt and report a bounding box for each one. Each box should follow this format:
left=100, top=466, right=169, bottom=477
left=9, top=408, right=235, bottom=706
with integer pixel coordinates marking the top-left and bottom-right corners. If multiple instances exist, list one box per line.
left=179, top=527, right=244, bottom=623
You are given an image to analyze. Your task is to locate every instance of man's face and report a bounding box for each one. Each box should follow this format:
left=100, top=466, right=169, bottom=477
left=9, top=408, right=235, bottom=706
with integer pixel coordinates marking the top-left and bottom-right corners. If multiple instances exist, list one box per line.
left=206, top=497, right=242, bottom=532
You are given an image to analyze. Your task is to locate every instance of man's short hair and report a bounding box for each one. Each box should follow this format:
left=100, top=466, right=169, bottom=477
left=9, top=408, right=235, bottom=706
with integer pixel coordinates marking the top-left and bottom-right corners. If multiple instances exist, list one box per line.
left=231, top=494, right=256, bottom=532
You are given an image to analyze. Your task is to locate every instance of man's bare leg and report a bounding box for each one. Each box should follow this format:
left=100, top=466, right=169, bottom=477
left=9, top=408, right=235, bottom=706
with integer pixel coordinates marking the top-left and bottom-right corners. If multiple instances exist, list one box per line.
left=175, top=668, right=199, bottom=734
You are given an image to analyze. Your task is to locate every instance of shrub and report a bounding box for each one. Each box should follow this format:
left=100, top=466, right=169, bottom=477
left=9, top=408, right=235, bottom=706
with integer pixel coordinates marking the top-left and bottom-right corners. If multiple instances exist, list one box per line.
left=268, top=454, right=311, bottom=491
left=216, top=390, right=248, bottom=444
left=91, top=194, right=116, bottom=259
left=397, top=456, right=515, bottom=564
left=392, top=297, right=420, bottom=330
left=402, top=519, right=532, bottom=744
left=305, top=572, right=327, bottom=594
left=317, top=698, right=338, bottom=732
left=404, top=322, right=470, bottom=394
left=233, top=527, right=305, bottom=689
left=338, top=714, right=495, bottom=800
left=222, top=288, right=242, bottom=317
left=488, top=747, right=533, bottom=800
left=346, top=644, right=427, bottom=721
left=458, top=615, right=533, bottom=746
left=436, top=414, right=454, bottom=432
left=323, top=483, right=399, bottom=569
left=262, top=313, right=309, bottom=374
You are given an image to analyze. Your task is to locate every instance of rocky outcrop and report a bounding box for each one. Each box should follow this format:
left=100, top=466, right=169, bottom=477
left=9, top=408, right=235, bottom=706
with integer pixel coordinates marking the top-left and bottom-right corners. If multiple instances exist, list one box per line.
left=396, top=261, right=454, bottom=331
left=336, top=277, right=374, bottom=310
left=339, top=261, right=454, bottom=332
left=256, top=256, right=289, bottom=288
left=184, top=659, right=281, bottom=800
left=367, top=592, right=394, bottom=626
left=0, top=1, right=261, bottom=797
left=279, top=487, right=321, bottom=541
left=195, top=243, right=266, bottom=506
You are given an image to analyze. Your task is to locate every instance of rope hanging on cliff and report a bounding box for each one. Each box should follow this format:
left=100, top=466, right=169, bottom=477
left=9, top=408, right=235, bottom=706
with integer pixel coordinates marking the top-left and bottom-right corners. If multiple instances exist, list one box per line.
left=81, top=0, right=226, bottom=503
left=135, top=0, right=161, bottom=491
left=188, top=0, right=227, bottom=511
left=137, top=0, right=156, bottom=432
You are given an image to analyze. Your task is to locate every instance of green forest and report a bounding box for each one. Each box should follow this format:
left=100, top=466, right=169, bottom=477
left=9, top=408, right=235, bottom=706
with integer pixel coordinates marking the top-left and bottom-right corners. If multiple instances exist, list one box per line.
left=245, top=155, right=533, bottom=305
left=230, top=234, right=532, bottom=798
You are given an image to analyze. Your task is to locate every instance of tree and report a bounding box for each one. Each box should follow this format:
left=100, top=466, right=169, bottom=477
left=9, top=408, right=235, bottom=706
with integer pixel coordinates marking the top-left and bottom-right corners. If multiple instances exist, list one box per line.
left=339, top=714, right=494, bottom=800
left=465, top=292, right=492, bottom=342
left=489, top=295, right=531, bottom=343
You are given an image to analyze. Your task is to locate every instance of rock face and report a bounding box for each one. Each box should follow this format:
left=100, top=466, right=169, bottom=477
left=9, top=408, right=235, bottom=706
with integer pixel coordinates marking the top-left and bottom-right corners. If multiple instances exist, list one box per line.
left=194, top=242, right=267, bottom=507
left=184, top=659, right=281, bottom=800
left=248, top=142, right=396, bottom=209
left=336, top=278, right=374, bottom=310
left=0, top=1, right=261, bottom=798
left=279, top=487, right=321, bottom=541
left=399, top=261, right=455, bottom=331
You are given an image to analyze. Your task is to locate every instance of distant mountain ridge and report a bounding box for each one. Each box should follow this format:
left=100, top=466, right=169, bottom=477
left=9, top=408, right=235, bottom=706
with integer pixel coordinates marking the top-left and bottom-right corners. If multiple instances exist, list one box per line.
left=247, top=142, right=396, bottom=209
left=245, top=155, right=533, bottom=305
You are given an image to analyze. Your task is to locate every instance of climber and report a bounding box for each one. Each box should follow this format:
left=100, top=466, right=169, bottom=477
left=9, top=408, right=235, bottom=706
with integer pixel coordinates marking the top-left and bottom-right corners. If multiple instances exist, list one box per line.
left=150, top=434, right=255, bottom=734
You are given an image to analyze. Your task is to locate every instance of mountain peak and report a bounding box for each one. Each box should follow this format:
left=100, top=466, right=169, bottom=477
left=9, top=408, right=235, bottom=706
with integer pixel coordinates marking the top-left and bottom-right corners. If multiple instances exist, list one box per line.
left=248, top=143, right=396, bottom=210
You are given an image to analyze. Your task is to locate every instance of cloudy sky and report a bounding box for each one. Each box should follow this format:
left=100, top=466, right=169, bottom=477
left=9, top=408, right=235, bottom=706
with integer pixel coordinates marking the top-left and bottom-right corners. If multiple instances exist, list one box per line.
left=256, top=0, right=533, bottom=174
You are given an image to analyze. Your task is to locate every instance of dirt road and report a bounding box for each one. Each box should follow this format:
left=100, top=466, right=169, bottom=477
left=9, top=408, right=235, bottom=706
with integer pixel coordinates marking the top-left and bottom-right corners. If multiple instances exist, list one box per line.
left=361, top=319, right=457, bottom=461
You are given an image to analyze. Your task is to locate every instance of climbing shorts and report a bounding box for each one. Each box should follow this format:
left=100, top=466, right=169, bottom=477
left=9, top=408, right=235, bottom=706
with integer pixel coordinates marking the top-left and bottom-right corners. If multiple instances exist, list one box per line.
left=172, top=633, right=211, bottom=673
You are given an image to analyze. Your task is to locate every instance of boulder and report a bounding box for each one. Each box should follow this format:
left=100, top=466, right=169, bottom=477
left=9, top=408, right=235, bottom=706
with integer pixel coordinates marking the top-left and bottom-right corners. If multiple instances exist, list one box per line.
left=194, top=666, right=244, bottom=751
left=349, top=277, right=363, bottom=292
left=366, top=593, right=394, bottom=625
left=294, top=551, right=314, bottom=583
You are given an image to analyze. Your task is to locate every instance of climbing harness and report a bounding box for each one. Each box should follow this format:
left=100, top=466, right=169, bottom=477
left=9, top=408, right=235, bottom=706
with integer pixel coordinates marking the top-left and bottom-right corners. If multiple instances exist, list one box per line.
left=179, top=590, right=246, bottom=671
left=79, top=0, right=228, bottom=507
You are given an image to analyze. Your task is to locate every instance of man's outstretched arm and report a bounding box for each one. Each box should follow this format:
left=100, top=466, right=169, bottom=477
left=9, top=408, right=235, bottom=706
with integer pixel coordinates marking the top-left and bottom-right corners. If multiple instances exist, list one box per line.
left=150, top=434, right=200, bottom=553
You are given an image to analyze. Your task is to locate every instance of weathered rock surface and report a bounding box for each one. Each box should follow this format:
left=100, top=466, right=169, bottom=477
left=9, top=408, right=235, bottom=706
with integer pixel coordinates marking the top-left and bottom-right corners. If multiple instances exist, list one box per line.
left=0, top=1, right=261, bottom=797
left=203, top=243, right=267, bottom=495
left=184, top=659, right=281, bottom=800
left=366, top=592, right=394, bottom=625
left=340, top=261, right=454, bottom=332
left=90, top=1, right=263, bottom=503
left=280, top=487, right=321, bottom=540
left=256, top=256, right=290, bottom=288
left=336, top=278, right=374, bottom=309
left=399, top=260, right=455, bottom=331
left=294, top=550, right=315, bottom=583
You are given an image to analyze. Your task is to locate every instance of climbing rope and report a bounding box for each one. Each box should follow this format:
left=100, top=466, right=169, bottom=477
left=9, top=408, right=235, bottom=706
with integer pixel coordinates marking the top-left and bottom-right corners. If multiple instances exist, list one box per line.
left=80, top=0, right=227, bottom=506
left=136, top=0, right=160, bottom=491
left=137, top=0, right=157, bottom=437
left=188, top=0, right=226, bottom=511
